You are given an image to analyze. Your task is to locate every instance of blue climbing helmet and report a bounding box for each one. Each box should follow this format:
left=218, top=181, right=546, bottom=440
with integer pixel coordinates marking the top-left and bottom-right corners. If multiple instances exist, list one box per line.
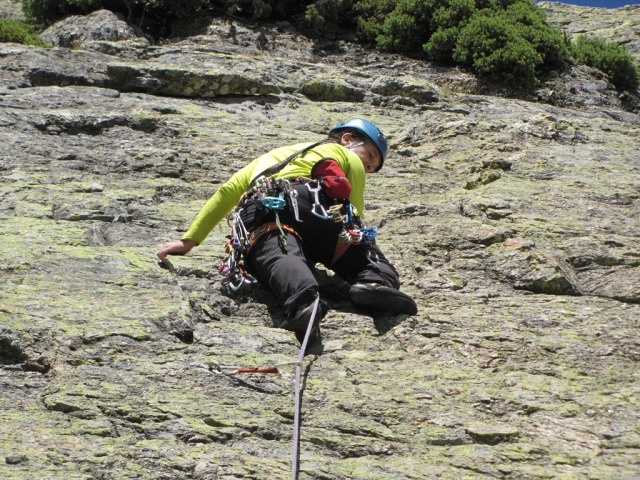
left=330, top=118, right=388, bottom=172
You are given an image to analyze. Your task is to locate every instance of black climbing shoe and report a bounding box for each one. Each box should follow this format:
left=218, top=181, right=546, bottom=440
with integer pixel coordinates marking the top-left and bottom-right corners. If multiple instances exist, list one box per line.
left=349, top=283, right=418, bottom=315
left=283, top=301, right=327, bottom=345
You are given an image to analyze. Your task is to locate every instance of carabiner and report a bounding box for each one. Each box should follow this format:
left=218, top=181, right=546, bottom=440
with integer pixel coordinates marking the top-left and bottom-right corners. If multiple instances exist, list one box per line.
left=311, top=203, right=329, bottom=218
left=306, top=181, right=330, bottom=219
left=225, top=273, right=245, bottom=291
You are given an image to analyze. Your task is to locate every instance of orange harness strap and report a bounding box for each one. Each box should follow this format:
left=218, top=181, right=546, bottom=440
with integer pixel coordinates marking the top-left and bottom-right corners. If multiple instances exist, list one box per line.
left=331, top=238, right=351, bottom=265
left=247, top=222, right=301, bottom=252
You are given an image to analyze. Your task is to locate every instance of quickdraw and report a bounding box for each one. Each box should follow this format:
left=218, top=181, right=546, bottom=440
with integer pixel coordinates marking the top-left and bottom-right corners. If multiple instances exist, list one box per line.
left=208, top=295, right=324, bottom=480
left=210, top=360, right=300, bottom=375
left=218, top=207, right=256, bottom=291
left=335, top=201, right=379, bottom=246
left=309, top=188, right=379, bottom=248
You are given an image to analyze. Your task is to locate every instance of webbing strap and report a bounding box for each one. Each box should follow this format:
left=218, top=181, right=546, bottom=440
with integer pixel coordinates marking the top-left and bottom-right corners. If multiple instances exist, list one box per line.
left=247, top=222, right=301, bottom=252
left=248, top=141, right=323, bottom=189
left=331, top=237, right=351, bottom=265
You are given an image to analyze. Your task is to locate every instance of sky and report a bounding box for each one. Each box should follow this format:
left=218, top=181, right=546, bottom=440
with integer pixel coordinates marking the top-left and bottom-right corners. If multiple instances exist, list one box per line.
left=537, top=0, right=640, bottom=7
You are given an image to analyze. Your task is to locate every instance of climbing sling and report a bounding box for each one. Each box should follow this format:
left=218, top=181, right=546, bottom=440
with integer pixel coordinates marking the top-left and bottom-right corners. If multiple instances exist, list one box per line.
left=247, top=141, right=323, bottom=189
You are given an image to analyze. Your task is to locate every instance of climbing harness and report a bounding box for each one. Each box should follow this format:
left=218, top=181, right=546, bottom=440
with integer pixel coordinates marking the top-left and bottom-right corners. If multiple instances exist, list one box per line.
left=218, top=175, right=303, bottom=292
left=219, top=177, right=382, bottom=288
left=209, top=295, right=322, bottom=480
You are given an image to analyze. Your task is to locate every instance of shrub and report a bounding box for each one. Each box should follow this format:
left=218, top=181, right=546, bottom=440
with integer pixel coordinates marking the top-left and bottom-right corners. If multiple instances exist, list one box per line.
left=22, top=0, right=101, bottom=26
left=375, top=0, right=434, bottom=53
left=454, top=12, right=543, bottom=88
left=573, top=35, right=639, bottom=92
left=423, top=0, right=475, bottom=62
left=354, top=0, right=397, bottom=44
left=452, top=2, right=571, bottom=88
left=500, top=0, right=569, bottom=70
left=369, top=0, right=571, bottom=89
left=0, top=18, right=48, bottom=46
left=220, top=0, right=306, bottom=19
left=304, top=0, right=354, bottom=38
left=21, top=0, right=311, bottom=36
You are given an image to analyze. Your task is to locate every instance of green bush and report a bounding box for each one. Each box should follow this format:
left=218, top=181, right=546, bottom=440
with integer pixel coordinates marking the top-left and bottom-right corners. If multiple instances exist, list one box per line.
left=220, top=0, right=307, bottom=20
left=0, top=18, right=48, bottom=46
left=370, top=0, right=570, bottom=89
left=423, top=0, right=475, bottom=61
left=454, top=13, right=543, bottom=88
left=304, top=0, right=354, bottom=38
left=21, top=0, right=309, bottom=36
left=374, top=0, right=434, bottom=53
left=573, top=35, right=639, bottom=92
left=371, top=0, right=532, bottom=56
left=500, top=0, right=569, bottom=69
left=22, top=0, right=100, bottom=26
left=453, top=2, right=571, bottom=88
left=353, top=0, right=397, bottom=44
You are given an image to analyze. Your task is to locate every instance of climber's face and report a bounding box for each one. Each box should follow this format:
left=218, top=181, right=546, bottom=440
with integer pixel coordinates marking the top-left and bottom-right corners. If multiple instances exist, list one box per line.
left=341, top=132, right=382, bottom=174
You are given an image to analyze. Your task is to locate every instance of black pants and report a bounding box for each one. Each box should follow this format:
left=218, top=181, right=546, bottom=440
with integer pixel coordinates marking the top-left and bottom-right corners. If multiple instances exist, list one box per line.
left=242, top=183, right=400, bottom=315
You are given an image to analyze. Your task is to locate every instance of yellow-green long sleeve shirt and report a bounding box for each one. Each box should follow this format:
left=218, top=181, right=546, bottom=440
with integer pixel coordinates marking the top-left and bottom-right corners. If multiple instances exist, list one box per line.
left=182, top=142, right=367, bottom=245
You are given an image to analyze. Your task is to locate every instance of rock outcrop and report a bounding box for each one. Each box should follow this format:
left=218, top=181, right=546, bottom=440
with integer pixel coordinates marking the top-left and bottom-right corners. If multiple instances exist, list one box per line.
left=0, top=0, right=23, bottom=21
left=40, top=9, right=140, bottom=48
left=1, top=4, right=639, bottom=479
left=541, top=1, right=640, bottom=58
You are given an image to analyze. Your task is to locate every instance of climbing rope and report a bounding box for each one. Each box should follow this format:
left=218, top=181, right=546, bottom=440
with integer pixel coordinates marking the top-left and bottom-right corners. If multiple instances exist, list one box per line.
left=291, top=294, right=320, bottom=479
left=209, top=295, right=321, bottom=480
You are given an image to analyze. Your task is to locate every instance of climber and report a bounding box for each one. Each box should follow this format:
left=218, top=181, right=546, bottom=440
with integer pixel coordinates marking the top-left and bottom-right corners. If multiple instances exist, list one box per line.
left=156, top=118, right=418, bottom=345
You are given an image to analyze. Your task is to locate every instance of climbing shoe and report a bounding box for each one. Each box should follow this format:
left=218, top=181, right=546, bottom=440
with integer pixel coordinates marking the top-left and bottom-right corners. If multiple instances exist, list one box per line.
left=349, top=283, right=418, bottom=315
left=282, top=301, right=328, bottom=345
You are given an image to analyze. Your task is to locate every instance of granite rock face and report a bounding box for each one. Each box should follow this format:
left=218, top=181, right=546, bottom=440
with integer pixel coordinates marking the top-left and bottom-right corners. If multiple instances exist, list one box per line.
left=541, top=1, right=640, bottom=58
left=40, top=9, right=140, bottom=48
left=0, top=0, right=23, bottom=21
left=1, top=5, right=639, bottom=480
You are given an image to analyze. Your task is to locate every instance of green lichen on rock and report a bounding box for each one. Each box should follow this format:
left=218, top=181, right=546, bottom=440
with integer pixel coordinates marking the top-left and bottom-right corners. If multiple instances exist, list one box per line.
left=1, top=5, right=639, bottom=479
